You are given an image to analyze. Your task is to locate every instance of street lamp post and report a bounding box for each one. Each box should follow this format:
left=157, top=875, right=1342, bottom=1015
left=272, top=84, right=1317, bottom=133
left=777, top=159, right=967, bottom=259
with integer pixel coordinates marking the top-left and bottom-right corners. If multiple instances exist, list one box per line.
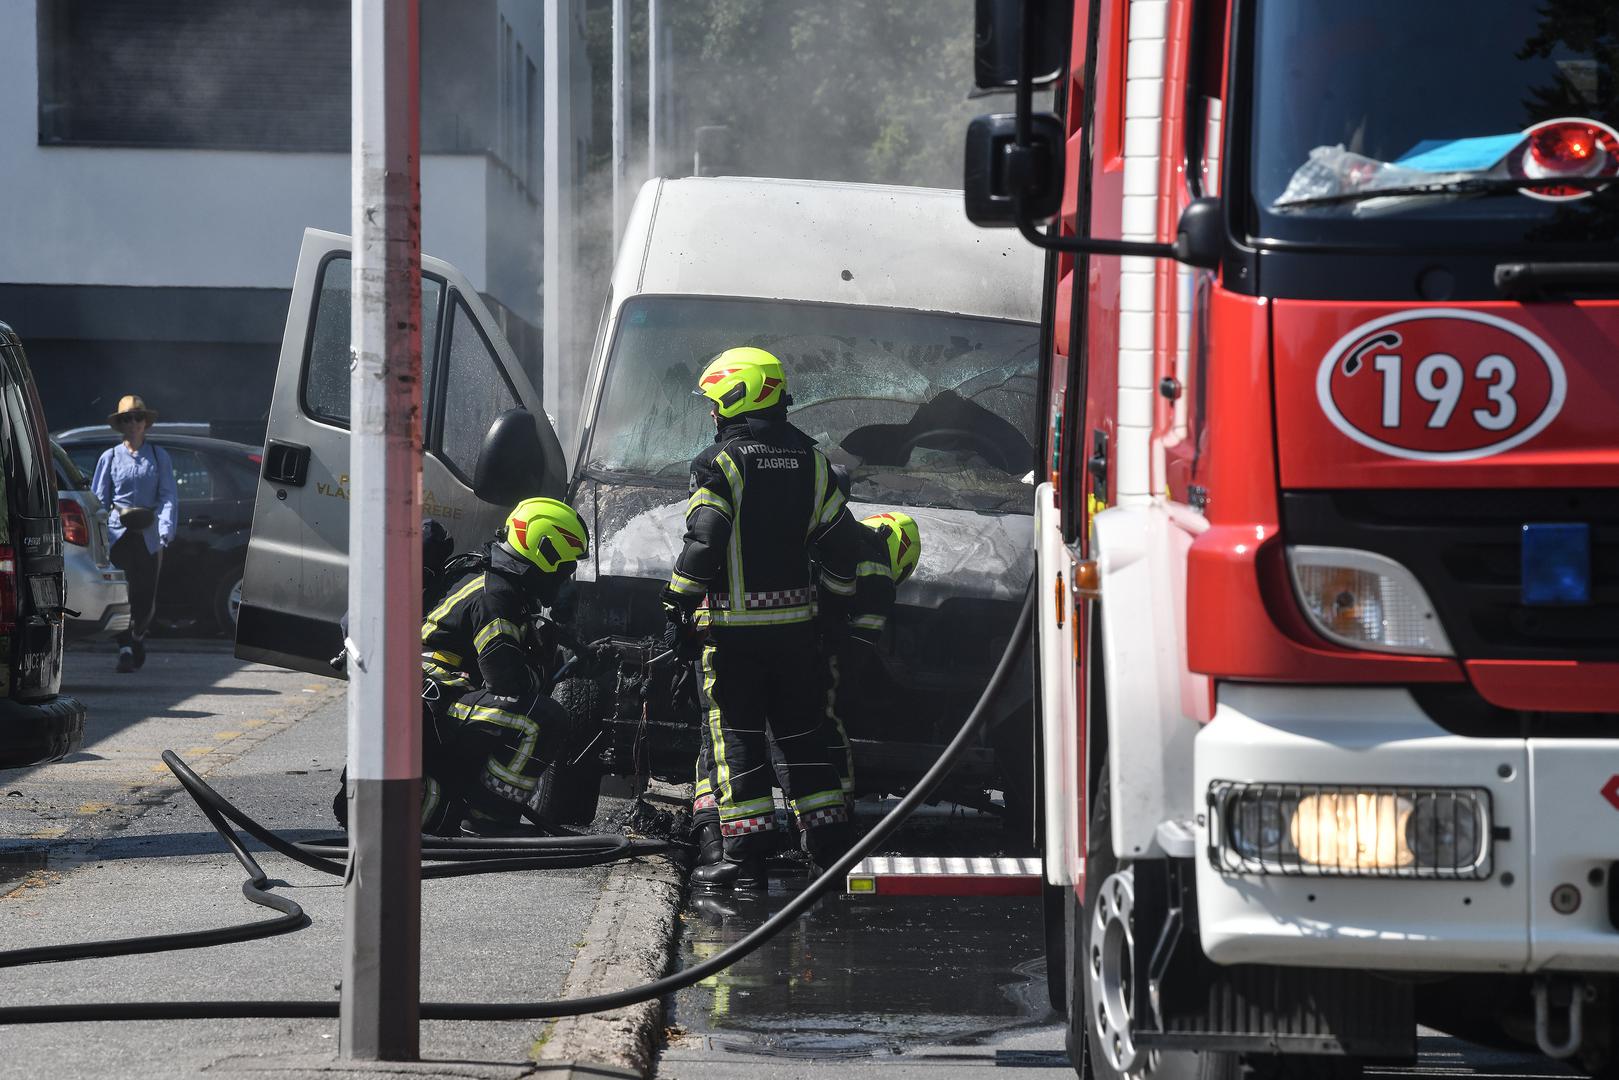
left=344, top=0, right=423, bottom=1060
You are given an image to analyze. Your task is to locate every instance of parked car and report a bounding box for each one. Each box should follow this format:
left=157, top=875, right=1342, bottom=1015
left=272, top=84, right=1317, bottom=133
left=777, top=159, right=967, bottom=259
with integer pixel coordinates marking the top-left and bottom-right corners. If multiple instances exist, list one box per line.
left=54, top=429, right=259, bottom=635
left=0, top=322, right=86, bottom=768
left=51, top=440, right=128, bottom=641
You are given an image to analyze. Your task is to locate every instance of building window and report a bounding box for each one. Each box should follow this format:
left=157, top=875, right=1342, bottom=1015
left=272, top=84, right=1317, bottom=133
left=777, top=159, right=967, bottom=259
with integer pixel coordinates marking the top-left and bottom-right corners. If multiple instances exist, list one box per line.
left=36, top=0, right=349, bottom=150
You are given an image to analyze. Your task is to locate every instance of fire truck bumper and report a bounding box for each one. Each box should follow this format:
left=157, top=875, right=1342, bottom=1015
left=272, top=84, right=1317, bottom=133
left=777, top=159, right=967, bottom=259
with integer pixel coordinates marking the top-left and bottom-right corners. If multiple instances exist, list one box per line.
left=1193, top=684, right=1619, bottom=974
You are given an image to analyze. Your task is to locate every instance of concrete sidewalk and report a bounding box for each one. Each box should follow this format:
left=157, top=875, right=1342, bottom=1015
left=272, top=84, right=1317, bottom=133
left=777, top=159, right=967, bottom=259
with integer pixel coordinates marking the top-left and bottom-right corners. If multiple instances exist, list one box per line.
left=0, top=644, right=683, bottom=1079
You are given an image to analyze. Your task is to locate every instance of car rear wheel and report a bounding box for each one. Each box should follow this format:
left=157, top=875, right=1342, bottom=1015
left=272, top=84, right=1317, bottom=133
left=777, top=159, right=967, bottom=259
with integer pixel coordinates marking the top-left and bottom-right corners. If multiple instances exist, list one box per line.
left=212, top=568, right=244, bottom=636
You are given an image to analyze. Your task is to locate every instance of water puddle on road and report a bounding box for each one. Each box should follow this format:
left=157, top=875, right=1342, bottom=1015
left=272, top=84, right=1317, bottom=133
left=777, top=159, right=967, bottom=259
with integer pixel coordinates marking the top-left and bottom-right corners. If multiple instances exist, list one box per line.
left=667, top=872, right=1057, bottom=1059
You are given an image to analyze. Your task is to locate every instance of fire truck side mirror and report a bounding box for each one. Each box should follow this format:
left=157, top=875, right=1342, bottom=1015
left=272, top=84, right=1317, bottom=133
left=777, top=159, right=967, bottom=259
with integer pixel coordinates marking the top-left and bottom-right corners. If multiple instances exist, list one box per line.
left=974, top=0, right=1070, bottom=89
left=964, top=112, right=1065, bottom=227
left=1172, top=198, right=1224, bottom=270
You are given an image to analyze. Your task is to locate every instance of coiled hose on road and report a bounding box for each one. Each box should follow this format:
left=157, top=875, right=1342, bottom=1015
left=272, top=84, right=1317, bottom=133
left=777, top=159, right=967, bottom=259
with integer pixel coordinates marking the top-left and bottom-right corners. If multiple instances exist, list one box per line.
left=0, top=584, right=1031, bottom=1025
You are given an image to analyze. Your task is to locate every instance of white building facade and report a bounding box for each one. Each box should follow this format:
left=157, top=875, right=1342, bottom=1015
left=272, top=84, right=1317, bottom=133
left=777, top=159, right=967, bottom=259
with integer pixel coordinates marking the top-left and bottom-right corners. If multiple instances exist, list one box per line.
left=0, top=0, right=588, bottom=440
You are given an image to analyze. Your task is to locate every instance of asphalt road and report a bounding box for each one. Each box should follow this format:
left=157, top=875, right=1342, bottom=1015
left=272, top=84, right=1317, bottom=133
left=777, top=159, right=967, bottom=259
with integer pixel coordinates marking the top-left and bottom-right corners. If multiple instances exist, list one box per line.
left=0, top=642, right=617, bottom=1078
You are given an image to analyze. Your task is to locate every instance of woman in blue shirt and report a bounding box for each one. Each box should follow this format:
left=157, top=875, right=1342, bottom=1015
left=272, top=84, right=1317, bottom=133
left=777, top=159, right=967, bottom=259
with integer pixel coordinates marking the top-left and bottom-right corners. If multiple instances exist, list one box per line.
left=91, top=395, right=179, bottom=673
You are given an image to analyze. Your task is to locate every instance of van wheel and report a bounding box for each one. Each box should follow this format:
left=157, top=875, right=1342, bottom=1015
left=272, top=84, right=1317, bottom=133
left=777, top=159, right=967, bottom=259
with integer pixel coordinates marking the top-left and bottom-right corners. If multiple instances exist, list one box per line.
left=531, top=677, right=605, bottom=826
left=1083, top=766, right=1238, bottom=1080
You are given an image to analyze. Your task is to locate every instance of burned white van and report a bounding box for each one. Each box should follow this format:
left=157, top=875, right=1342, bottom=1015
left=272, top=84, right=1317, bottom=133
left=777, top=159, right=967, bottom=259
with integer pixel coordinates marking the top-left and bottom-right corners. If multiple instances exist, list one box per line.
left=569, top=177, right=1043, bottom=811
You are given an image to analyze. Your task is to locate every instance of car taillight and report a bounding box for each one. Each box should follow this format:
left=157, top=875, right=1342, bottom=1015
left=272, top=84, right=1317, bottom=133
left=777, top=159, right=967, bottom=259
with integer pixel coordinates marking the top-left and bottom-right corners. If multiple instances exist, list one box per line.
left=0, top=545, right=17, bottom=633
left=247, top=453, right=263, bottom=466
left=59, top=498, right=89, bottom=547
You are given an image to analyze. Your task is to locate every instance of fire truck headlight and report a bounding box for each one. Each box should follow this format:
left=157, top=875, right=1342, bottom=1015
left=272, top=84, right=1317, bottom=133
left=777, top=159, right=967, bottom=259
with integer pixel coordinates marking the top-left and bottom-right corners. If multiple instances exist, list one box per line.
left=1287, top=546, right=1453, bottom=656
left=1210, top=783, right=1492, bottom=879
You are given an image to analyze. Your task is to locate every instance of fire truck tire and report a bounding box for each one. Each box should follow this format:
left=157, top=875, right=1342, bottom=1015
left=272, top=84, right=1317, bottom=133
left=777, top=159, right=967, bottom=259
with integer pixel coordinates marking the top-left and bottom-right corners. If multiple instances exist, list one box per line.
left=530, top=678, right=605, bottom=826
left=1081, top=767, right=1238, bottom=1080
left=1044, top=882, right=1068, bottom=1014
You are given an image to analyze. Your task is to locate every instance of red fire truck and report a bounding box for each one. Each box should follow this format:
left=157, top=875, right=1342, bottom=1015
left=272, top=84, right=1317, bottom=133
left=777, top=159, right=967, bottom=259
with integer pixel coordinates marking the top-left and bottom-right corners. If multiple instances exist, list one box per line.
left=965, top=0, right=1619, bottom=1076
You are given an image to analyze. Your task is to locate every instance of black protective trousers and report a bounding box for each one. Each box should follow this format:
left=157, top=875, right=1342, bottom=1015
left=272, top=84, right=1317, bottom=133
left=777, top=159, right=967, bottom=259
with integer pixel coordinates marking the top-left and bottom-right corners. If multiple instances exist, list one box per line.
left=691, top=628, right=848, bottom=859
left=334, top=676, right=566, bottom=835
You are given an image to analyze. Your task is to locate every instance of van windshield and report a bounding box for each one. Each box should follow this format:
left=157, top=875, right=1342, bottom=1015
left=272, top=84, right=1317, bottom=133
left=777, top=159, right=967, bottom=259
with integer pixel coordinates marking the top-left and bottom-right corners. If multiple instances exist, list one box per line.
left=583, top=296, right=1040, bottom=514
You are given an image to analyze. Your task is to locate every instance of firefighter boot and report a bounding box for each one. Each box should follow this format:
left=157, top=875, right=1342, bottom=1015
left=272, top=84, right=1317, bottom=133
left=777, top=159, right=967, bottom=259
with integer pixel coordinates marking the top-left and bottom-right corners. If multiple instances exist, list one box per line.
left=803, top=821, right=856, bottom=874
left=693, top=820, right=723, bottom=869
left=691, top=855, right=768, bottom=891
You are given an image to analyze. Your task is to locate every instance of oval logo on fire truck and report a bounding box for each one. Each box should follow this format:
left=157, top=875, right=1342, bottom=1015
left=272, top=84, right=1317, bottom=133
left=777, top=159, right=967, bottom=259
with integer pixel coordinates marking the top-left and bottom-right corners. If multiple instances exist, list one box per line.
left=1316, top=309, right=1566, bottom=461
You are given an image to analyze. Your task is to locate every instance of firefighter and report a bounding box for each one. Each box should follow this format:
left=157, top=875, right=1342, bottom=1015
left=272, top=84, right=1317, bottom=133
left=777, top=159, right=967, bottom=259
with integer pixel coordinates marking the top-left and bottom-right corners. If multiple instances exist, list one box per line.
left=666, top=346, right=864, bottom=889
left=415, top=497, right=589, bottom=835
left=820, top=510, right=922, bottom=800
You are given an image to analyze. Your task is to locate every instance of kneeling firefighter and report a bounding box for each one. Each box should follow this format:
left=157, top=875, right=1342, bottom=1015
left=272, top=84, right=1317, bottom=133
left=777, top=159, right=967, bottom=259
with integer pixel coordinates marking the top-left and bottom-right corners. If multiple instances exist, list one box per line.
left=336, top=497, right=590, bottom=835
left=665, top=347, right=865, bottom=890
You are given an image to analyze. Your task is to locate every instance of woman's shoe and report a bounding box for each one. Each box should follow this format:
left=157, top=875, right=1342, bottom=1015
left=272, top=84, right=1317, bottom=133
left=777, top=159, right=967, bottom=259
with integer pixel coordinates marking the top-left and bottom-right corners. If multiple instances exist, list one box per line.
left=115, top=647, right=136, bottom=674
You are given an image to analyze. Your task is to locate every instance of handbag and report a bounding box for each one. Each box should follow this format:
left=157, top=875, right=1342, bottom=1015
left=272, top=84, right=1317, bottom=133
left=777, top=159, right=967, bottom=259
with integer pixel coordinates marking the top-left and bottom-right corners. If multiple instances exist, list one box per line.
left=114, top=504, right=156, bottom=531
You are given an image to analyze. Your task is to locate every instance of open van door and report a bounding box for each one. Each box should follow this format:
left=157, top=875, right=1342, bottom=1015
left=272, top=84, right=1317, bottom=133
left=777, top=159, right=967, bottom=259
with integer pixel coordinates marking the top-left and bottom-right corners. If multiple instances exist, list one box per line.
left=236, top=228, right=565, bottom=676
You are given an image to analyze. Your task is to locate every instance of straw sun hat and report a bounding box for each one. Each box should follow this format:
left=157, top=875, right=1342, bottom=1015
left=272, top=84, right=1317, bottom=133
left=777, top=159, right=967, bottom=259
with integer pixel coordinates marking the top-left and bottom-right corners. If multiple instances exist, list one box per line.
left=107, top=394, right=159, bottom=428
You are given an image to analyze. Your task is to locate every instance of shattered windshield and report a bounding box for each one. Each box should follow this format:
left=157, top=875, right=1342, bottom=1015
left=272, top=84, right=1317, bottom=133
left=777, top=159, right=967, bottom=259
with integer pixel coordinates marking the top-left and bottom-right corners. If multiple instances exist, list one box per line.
left=584, top=296, right=1039, bottom=514
left=1250, top=0, right=1619, bottom=243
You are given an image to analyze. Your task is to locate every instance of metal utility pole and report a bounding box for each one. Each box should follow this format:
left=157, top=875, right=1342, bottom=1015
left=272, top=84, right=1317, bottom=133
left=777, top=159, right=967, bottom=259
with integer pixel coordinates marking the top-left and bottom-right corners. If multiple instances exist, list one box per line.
left=543, top=0, right=578, bottom=447
left=646, top=0, right=659, bottom=178
left=344, top=0, right=422, bottom=1060
left=611, top=0, right=629, bottom=250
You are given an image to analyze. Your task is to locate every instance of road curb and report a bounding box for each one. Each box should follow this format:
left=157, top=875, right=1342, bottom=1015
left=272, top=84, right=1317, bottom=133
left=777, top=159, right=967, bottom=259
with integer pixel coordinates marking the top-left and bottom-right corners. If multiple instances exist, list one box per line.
left=534, top=792, right=688, bottom=1077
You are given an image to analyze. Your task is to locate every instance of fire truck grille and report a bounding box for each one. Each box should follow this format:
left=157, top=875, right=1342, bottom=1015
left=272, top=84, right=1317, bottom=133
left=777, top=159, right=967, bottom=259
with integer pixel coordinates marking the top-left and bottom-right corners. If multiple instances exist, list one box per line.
left=1280, top=490, right=1619, bottom=661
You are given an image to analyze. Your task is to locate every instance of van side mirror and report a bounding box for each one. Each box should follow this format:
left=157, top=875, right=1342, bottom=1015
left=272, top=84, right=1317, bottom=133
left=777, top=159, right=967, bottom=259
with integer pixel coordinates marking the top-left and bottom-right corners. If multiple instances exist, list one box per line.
left=1172, top=198, right=1223, bottom=269
left=964, top=112, right=1065, bottom=227
left=974, top=0, right=1070, bottom=89
left=473, top=407, right=550, bottom=507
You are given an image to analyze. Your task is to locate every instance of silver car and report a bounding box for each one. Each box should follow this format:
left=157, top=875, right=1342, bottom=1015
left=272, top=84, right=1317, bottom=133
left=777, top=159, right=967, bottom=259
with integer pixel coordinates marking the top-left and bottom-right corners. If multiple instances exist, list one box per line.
left=52, top=441, right=128, bottom=640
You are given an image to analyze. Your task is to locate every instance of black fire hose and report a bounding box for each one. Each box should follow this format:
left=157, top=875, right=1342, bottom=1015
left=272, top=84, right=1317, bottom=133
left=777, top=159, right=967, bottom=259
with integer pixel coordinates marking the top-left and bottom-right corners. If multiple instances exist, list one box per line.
left=0, top=583, right=1032, bottom=1025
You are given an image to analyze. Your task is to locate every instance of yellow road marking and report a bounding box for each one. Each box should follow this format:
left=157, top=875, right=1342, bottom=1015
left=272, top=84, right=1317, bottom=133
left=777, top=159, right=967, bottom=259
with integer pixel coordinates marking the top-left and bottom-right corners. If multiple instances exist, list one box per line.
left=76, top=802, right=110, bottom=815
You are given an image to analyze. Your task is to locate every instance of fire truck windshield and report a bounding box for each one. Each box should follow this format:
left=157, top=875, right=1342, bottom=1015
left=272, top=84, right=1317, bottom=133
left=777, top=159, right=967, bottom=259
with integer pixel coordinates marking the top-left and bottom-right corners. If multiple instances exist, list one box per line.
left=584, top=296, right=1040, bottom=515
left=1247, top=0, right=1619, bottom=249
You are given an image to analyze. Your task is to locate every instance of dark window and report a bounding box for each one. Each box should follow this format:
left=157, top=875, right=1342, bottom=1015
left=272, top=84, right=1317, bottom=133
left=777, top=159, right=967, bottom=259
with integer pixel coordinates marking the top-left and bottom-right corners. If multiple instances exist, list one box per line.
left=51, top=442, right=88, bottom=492
left=0, top=350, right=56, bottom=519
left=37, top=0, right=349, bottom=150
left=1247, top=0, right=1619, bottom=251
left=163, top=447, right=213, bottom=502
left=303, top=257, right=445, bottom=434
left=438, top=299, right=518, bottom=480
left=220, top=455, right=261, bottom=499
left=66, top=444, right=104, bottom=482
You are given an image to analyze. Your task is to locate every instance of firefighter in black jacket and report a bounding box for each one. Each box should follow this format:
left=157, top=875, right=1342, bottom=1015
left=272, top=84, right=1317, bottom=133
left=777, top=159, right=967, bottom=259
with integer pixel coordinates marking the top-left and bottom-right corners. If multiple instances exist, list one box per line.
left=417, top=497, right=589, bottom=834
left=665, top=346, right=864, bottom=889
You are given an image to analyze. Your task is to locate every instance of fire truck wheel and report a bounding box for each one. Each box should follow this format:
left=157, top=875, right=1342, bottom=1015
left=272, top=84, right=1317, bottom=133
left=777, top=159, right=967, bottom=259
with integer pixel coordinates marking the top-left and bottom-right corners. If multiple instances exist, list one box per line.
left=1044, top=882, right=1068, bottom=1014
left=1081, top=768, right=1238, bottom=1080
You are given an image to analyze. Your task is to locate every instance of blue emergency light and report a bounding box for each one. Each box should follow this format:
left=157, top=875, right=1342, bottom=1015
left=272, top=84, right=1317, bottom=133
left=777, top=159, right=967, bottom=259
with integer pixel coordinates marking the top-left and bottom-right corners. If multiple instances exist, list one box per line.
left=1520, top=523, right=1591, bottom=606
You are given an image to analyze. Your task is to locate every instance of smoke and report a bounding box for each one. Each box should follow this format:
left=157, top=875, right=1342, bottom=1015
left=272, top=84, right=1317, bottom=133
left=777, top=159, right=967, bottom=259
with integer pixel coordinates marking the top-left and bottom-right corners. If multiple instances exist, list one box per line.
left=566, top=0, right=1001, bottom=424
